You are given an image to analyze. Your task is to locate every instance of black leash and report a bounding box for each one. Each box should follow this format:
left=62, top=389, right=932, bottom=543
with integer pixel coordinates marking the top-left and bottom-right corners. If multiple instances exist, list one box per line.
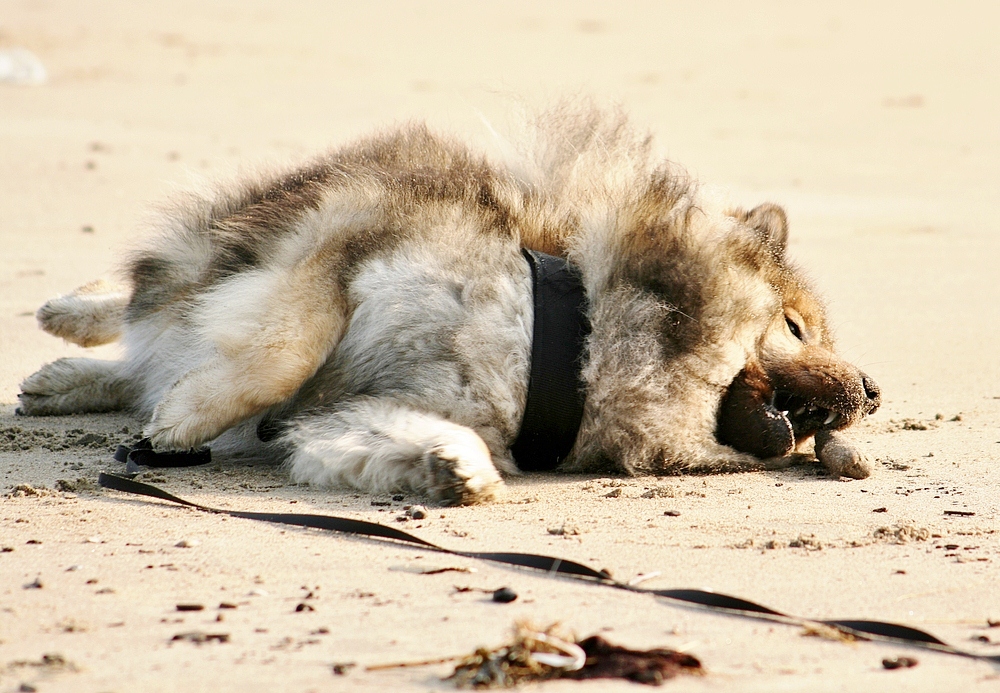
left=114, top=438, right=211, bottom=472
left=97, top=472, right=999, bottom=664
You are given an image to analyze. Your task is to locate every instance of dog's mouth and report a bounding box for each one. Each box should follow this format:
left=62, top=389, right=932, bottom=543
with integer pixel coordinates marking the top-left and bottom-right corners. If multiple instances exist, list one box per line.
left=771, top=390, right=841, bottom=438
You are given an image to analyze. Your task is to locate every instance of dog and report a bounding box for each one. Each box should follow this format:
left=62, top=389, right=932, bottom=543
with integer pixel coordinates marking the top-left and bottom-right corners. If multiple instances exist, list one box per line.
left=18, top=104, right=881, bottom=504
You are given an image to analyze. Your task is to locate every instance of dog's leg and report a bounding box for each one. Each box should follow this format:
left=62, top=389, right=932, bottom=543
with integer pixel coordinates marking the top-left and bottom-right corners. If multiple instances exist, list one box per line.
left=283, top=398, right=504, bottom=505
left=36, top=280, right=129, bottom=347
left=143, top=263, right=346, bottom=450
left=18, top=358, right=128, bottom=415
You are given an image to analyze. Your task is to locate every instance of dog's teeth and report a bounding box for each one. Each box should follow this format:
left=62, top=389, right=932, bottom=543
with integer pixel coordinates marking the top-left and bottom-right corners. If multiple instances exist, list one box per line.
left=794, top=406, right=807, bottom=417
left=781, top=410, right=790, bottom=417
left=824, top=412, right=838, bottom=426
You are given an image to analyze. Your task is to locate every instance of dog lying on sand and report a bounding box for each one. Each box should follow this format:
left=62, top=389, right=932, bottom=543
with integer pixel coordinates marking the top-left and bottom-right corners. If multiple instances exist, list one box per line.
left=18, top=105, right=880, bottom=504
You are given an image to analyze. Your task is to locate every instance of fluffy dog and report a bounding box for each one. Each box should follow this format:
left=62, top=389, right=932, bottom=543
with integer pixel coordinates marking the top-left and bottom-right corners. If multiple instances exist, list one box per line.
left=18, top=105, right=880, bottom=504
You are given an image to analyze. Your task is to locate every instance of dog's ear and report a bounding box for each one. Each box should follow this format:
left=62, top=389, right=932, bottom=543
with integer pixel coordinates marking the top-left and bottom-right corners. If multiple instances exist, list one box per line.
left=732, top=203, right=788, bottom=258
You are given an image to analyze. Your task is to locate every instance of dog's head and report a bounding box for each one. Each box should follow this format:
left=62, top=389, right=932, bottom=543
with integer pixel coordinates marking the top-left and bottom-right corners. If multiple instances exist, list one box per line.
left=715, top=204, right=881, bottom=458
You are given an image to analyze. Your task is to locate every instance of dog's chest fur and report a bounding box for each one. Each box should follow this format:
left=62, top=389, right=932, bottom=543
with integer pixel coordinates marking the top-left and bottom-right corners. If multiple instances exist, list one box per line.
left=285, top=235, right=534, bottom=474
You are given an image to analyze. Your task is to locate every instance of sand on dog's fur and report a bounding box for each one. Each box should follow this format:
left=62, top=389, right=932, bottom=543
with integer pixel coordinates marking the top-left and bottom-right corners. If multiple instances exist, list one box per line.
left=2, top=2, right=1000, bottom=691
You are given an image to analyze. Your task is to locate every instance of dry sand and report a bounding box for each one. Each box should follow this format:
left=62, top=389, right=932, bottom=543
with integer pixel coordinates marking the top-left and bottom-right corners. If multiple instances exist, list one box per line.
left=2, top=1, right=999, bottom=691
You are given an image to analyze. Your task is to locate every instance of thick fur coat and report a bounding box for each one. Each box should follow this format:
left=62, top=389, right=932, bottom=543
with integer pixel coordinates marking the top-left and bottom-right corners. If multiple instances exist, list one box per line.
left=19, top=106, right=880, bottom=504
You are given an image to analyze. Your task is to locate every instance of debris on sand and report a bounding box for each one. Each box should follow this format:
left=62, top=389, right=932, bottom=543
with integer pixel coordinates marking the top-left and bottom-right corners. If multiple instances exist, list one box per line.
left=6, top=653, right=77, bottom=673
left=882, top=656, right=918, bottom=669
left=547, top=522, right=580, bottom=536
left=0, top=426, right=112, bottom=452
left=445, top=621, right=702, bottom=688
left=640, top=486, right=676, bottom=499
left=170, top=631, right=230, bottom=645
left=55, top=478, right=97, bottom=493
left=801, top=623, right=863, bottom=643
left=7, top=484, right=56, bottom=498
left=788, top=534, right=823, bottom=550
left=873, top=525, right=930, bottom=544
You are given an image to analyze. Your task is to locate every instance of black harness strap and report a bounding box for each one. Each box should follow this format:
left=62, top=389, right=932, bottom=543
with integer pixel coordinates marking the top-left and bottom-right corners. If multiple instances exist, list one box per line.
left=510, top=249, right=590, bottom=471
left=97, top=472, right=1000, bottom=664
left=123, top=249, right=590, bottom=472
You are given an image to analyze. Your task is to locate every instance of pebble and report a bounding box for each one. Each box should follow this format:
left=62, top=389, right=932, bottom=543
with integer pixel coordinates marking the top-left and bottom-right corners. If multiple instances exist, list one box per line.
left=882, top=656, right=918, bottom=670
left=406, top=505, right=427, bottom=520
left=663, top=510, right=681, bottom=517
left=492, top=587, right=518, bottom=603
left=175, top=539, right=201, bottom=548
left=176, top=604, right=204, bottom=612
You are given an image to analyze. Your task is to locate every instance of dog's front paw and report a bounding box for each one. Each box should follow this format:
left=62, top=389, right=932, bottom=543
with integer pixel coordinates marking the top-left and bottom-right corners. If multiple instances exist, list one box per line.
left=423, top=439, right=503, bottom=506
left=814, top=429, right=871, bottom=479
left=145, top=396, right=217, bottom=451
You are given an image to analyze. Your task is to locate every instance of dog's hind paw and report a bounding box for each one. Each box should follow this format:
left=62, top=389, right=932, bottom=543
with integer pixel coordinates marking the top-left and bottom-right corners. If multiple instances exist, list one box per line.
left=423, top=441, right=503, bottom=506
left=18, top=358, right=125, bottom=415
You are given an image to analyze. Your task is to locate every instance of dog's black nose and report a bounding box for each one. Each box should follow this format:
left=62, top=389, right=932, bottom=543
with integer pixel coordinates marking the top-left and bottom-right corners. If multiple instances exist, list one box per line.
left=861, top=374, right=881, bottom=413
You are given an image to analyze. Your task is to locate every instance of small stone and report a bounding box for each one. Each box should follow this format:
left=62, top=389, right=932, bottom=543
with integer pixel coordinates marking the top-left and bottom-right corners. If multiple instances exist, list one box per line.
left=332, top=662, right=356, bottom=675
left=406, top=505, right=427, bottom=520
left=492, top=587, right=518, bottom=603
left=604, top=488, right=622, bottom=498
left=171, top=631, right=230, bottom=644
left=23, top=576, right=43, bottom=589
left=882, top=656, right=918, bottom=669
left=295, top=602, right=315, bottom=612
left=392, top=494, right=405, bottom=502
left=176, top=604, right=204, bottom=612
left=663, top=510, right=681, bottom=517
left=175, top=539, right=201, bottom=548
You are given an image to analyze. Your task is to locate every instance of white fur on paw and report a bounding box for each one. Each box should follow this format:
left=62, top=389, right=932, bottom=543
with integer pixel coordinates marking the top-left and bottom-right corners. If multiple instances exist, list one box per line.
left=423, top=437, right=503, bottom=506
left=18, top=359, right=120, bottom=416
left=814, top=429, right=871, bottom=479
left=20, top=359, right=86, bottom=397
left=145, top=395, right=219, bottom=451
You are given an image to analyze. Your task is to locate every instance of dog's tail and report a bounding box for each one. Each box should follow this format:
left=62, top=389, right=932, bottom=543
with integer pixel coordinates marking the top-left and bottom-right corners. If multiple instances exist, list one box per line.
left=36, top=279, right=129, bottom=347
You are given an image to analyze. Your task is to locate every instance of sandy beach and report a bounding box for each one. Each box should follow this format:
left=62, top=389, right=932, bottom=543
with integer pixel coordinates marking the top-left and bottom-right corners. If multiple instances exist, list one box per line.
left=2, top=1, right=999, bottom=691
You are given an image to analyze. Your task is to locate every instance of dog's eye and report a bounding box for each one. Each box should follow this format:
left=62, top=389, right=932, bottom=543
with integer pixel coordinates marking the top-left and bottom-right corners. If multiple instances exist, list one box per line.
left=786, top=317, right=803, bottom=341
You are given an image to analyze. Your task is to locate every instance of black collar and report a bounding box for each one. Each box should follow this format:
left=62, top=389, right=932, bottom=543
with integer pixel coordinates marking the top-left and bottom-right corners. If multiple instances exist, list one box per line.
left=510, top=249, right=591, bottom=471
